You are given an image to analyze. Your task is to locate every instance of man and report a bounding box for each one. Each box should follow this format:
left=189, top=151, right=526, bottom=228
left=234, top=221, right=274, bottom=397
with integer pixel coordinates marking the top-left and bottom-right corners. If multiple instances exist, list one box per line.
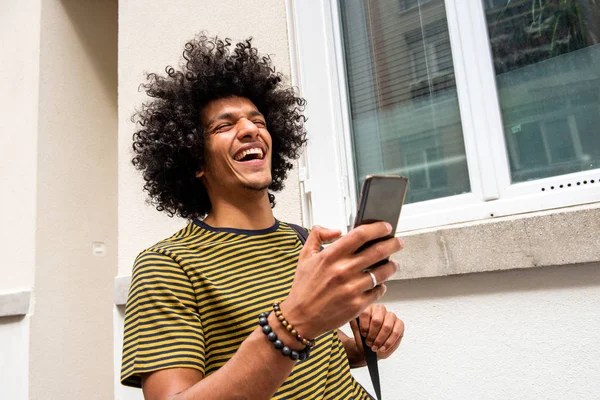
left=121, top=34, right=405, bottom=400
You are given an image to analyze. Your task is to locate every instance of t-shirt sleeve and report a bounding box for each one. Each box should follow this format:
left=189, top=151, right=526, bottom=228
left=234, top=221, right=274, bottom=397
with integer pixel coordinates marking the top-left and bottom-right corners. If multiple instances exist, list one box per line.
left=120, top=249, right=205, bottom=388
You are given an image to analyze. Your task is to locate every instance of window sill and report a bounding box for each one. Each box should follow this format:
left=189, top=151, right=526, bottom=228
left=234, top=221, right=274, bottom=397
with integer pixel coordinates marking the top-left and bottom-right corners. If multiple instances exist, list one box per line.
left=0, top=290, right=31, bottom=318
left=391, top=202, right=600, bottom=280
left=113, top=203, right=600, bottom=303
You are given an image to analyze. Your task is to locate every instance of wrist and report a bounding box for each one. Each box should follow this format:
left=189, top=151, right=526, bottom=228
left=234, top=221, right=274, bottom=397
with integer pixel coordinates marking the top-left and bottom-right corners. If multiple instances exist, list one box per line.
left=279, top=300, right=320, bottom=340
left=259, top=311, right=311, bottom=362
left=267, top=312, right=306, bottom=351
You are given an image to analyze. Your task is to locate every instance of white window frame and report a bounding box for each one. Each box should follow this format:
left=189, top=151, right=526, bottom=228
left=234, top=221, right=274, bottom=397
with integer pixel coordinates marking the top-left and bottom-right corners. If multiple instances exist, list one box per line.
left=287, top=0, right=600, bottom=233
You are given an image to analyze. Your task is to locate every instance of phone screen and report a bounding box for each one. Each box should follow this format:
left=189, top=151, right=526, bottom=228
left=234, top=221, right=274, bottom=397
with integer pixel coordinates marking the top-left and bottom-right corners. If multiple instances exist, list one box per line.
left=353, top=175, right=408, bottom=254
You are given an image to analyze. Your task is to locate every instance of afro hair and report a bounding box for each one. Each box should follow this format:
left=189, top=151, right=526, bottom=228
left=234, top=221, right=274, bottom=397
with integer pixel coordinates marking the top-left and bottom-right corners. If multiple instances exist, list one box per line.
left=131, top=33, right=308, bottom=219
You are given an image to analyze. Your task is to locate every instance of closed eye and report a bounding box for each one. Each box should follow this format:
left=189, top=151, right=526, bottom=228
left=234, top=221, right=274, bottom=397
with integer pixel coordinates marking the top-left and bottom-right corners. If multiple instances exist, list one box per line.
left=213, top=123, right=232, bottom=133
left=253, top=120, right=266, bottom=127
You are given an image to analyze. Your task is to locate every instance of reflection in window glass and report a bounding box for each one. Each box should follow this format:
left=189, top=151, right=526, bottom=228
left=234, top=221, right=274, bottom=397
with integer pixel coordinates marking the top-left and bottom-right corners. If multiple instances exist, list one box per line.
left=484, top=0, right=600, bottom=182
left=339, top=0, right=470, bottom=204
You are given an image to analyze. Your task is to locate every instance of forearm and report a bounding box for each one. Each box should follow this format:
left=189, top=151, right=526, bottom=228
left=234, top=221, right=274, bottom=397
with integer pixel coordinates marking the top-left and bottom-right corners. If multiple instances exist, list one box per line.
left=173, top=312, right=300, bottom=400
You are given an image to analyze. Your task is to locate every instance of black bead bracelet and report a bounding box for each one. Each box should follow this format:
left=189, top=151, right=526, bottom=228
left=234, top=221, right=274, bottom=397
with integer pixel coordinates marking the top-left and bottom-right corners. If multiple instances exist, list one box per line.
left=258, top=311, right=311, bottom=362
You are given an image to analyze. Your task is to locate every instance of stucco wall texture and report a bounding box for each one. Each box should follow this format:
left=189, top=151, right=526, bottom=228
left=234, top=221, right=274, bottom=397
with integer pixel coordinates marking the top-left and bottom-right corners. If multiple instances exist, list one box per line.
left=0, top=0, right=41, bottom=292
left=29, top=1, right=118, bottom=399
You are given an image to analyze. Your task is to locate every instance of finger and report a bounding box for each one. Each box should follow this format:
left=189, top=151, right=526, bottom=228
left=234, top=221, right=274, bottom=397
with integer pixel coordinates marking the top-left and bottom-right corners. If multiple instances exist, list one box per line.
left=365, top=305, right=387, bottom=348
left=361, top=284, right=387, bottom=310
left=349, top=319, right=364, bottom=350
left=379, top=317, right=405, bottom=353
left=300, top=226, right=342, bottom=259
left=353, top=236, right=404, bottom=272
left=358, top=307, right=372, bottom=338
left=361, top=261, right=398, bottom=291
left=372, top=312, right=397, bottom=351
left=349, top=318, right=360, bottom=338
left=378, top=333, right=402, bottom=360
left=325, top=222, right=393, bottom=258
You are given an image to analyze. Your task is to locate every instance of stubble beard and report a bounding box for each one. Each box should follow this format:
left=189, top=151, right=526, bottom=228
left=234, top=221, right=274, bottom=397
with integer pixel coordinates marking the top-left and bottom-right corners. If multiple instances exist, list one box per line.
left=242, top=180, right=272, bottom=192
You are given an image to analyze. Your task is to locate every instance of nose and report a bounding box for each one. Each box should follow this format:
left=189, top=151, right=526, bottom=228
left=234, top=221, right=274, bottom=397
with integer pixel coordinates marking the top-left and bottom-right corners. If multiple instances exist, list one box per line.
left=236, top=118, right=260, bottom=141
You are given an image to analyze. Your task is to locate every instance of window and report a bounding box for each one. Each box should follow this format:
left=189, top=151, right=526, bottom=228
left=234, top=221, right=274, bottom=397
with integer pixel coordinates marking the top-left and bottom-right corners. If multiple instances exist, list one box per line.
left=399, top=0, right=433, bottom=12
left=485, top=0, right=600, bottom=183
left=289, top=0, right=600, bottom=233
left=339, top=1, right=468, bottom=205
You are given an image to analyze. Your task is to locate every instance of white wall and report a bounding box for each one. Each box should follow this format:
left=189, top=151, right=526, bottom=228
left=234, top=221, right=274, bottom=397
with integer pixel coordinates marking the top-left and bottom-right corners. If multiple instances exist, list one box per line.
left=0, top=1, right=41, bottom=398
left=116, top=1, right=300, bottom=399
left=0, top=0, right=41, bottom=291
left=342, top=262, right=600, bottom=399
left=0, top=316, right=30, bottom=400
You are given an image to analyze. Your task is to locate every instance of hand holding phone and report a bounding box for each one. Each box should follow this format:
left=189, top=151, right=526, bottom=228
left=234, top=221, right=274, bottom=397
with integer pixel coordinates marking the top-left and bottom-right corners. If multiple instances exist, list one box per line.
left=353, top=174, right=408, bottom=259
left=281, top=175, right=406, bottom=341
left=350, top=174, right=408, bottom=400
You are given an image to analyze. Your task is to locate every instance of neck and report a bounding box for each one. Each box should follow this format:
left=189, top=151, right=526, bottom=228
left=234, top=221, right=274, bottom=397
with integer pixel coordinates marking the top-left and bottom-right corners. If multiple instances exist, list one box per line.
left=204, top=189, right=275, bottom=230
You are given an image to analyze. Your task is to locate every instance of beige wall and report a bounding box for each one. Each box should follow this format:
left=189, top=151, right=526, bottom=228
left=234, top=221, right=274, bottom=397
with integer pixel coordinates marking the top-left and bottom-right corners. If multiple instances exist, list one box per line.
left=0, top=0, right=42, bottom=292
left=0, top=2, right=41, bottom=398
left=117, top=0, right=301, bottom=277
left=29, top=1, right=118, bottom=399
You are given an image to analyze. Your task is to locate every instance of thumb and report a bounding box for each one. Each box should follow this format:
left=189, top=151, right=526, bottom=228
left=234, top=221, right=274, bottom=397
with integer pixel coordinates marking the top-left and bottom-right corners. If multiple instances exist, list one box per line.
left=301, top=226, right=342, bottom=257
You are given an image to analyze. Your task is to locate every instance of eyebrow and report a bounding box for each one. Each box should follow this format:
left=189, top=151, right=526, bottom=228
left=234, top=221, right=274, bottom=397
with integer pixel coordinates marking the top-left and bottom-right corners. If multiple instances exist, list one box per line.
left=205, top=110, right=265, bottom=128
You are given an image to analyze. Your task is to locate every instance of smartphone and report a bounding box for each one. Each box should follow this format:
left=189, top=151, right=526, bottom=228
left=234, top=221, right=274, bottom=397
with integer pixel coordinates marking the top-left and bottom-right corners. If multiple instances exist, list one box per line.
left=353, top=174, right=408, bottom=257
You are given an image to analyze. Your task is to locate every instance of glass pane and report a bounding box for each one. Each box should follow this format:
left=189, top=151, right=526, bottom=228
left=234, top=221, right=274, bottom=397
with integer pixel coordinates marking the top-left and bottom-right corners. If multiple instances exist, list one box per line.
left=484, top=0, right=600, bottom=183
left=339, top=0, right=470, bottom=204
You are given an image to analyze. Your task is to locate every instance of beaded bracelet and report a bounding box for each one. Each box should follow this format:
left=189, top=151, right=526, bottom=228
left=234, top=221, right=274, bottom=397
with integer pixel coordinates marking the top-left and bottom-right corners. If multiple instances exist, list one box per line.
left=272, top=302, right=316, bottom=348
left=258, top=311, right=311, bottom=362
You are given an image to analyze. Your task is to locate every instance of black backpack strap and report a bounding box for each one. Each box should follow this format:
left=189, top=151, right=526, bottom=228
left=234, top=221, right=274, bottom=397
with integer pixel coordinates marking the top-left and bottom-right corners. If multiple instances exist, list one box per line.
left=288, top=223, right=309, bottom=245
left=361, top=334, right=382, bottom=400
left=288, top=222, right=382, bottom=400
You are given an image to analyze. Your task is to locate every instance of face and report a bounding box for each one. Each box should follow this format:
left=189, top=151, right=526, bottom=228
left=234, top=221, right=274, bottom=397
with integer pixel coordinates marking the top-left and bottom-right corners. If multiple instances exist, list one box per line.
left=198, top=96, right=272, bottom=196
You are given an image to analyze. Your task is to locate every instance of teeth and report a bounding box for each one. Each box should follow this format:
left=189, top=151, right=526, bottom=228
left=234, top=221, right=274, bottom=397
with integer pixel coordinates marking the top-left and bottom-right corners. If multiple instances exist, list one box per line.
left=235, top=148, right=264, bottom=161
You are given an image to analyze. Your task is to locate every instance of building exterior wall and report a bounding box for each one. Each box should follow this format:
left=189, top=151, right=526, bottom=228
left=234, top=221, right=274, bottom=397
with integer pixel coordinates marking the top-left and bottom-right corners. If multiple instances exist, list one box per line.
left=28, top=1, right=118, bottom=399
left=342, top=262, right=600, bottom=399
left=0, top=1, right=40, bottom=293
left=0, top=1, right=42, bottom=398
left=2, top=1, right=598, bottom=399
left=1, top=0, right=118, bottom=399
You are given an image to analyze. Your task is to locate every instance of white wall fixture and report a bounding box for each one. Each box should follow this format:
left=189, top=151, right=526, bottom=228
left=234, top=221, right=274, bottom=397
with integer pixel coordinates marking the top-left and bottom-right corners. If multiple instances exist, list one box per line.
left=0, top=291, right=32, bottom=318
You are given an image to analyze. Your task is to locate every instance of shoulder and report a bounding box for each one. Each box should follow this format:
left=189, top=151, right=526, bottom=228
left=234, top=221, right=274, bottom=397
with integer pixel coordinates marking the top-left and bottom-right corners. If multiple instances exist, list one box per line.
left=134, top=221, right=204, bottom=265
left=280, top=221, right=311, bottom=240
left=279, top=221, right=309, bottom=232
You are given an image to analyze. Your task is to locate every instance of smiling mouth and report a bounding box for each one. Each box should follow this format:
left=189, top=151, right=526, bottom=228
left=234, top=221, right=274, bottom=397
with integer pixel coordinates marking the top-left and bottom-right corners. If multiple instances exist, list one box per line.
left=234, top=147, right=265, bottom=162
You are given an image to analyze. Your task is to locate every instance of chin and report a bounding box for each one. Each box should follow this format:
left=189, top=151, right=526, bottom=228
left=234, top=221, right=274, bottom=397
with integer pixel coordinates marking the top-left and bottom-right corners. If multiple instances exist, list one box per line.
left=243, top=178, right=272, bottom=192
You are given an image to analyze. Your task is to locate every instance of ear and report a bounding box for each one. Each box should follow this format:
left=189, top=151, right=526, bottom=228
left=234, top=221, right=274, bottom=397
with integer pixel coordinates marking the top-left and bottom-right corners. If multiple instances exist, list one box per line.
left=195, top=170, right=205, bottom=178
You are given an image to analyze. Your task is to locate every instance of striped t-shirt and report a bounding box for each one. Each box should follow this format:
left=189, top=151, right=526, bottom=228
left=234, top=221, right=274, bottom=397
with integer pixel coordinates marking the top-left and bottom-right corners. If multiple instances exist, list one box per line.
left=120, top=219, right=371, bottom=400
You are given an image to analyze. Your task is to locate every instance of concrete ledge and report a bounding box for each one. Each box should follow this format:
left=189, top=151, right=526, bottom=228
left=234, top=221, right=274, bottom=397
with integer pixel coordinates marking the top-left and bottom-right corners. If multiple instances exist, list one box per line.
left=113, top=203, right=600, bottom=303
left=114, top=275, right=131, bottom=306
left=392, top=203, right=600, bottom=280
left=0, top=290, right=32, bottom=317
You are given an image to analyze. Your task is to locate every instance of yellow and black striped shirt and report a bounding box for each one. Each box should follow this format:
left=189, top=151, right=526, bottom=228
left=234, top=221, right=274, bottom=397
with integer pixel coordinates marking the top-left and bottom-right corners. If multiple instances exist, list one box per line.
left=121, top=219, right=371, bottom=399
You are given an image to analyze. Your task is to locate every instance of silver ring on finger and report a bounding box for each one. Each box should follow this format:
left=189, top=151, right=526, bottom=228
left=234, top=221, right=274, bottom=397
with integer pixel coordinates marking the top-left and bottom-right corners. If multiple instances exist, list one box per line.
left=367, top=271, right=378, bottom=289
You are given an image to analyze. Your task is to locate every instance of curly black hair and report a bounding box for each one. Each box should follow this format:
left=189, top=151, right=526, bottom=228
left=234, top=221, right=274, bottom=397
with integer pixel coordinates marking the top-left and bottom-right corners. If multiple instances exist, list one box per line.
left=131, top=33, right=308, bottom=219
